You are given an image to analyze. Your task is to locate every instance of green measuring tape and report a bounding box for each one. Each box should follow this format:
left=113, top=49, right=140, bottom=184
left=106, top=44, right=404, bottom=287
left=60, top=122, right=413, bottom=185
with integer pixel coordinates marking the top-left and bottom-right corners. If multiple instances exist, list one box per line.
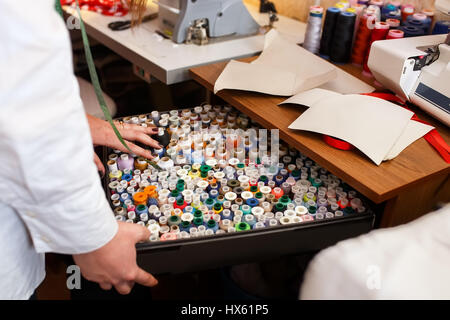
left=55, top=0, right=132, bottom=154
left=56, top=1, right=161, bottom=169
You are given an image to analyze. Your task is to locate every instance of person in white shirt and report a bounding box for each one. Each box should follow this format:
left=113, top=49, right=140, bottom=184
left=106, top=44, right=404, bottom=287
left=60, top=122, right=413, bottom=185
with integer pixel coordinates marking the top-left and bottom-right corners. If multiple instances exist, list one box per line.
left=0, top=0, right=161, bottom=299
left=300, top=204, right=450, bottom=299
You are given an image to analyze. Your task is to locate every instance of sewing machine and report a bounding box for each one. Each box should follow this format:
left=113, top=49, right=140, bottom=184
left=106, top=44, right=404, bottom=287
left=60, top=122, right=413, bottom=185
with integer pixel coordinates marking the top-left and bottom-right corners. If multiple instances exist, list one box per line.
left=154, top=0, right=261, bottom=45
left=368, top=33, right=450, bottom=126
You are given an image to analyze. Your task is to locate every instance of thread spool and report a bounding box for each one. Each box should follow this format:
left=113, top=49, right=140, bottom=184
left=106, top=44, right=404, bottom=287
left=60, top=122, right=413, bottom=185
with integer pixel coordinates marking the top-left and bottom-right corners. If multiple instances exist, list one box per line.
left=386, top=29, right=404, bottom=39
left=303, top=6, right=324, bottom=54
left=432, top=21, right=450, bottom=35
left=330, top=11, right=356, bottom=63
left=381, top=3, right=397, bottom=20
left=362, top=21, right=389, bottom=76
left=319, top=7, right=341, bottom=58
left=351, top=14, right=375, bottom=65
left=385, top=10, right=401, bottom=22
left=386, top=18, right=400, bottom=28
left=408, top=14, right=431, bottom=33
left=401, top=5, right=414, bottom=22
left=366, top=4, right=381, bottom=21
left=117, top=154, right=134, bottom=171
left=400, top=25, right=425, bottom=37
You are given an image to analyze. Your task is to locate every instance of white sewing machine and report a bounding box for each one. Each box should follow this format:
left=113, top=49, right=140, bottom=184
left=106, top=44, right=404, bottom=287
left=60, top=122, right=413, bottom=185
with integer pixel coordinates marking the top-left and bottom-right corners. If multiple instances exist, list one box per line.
left=368, top=33, right=450, bottom=126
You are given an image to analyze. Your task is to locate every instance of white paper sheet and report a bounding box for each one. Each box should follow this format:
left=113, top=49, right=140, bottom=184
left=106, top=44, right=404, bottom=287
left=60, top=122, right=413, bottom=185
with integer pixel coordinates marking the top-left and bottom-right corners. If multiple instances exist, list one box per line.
left=280, top=88, right=342, bottom=106
left=214, top=30, right=337, bottom=96
left=214, top=60, right=297, bottom=96
left=384, top=120, right=434, bottom=160
left=288, top=94, right=415, bottom=165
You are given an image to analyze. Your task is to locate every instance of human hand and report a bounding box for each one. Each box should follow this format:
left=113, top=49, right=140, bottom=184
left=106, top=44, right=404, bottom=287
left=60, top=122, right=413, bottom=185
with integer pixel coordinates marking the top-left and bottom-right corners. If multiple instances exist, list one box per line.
left=73, top=222, right=158, bottom=294
left=86, top=114, right=161, bottom=159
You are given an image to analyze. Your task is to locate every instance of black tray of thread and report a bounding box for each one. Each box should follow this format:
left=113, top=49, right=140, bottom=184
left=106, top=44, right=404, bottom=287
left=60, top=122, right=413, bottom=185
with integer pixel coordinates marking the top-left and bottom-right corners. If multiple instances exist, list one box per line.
left=101, top=110, right=375, bottom=275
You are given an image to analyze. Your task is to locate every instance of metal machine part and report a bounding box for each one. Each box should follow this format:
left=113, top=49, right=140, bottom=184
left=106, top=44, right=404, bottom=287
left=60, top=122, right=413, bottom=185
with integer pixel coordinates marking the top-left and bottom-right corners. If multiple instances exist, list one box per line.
left=155, top=0, right=261, bottom=45
left=368, top=34, right=450, bottom=126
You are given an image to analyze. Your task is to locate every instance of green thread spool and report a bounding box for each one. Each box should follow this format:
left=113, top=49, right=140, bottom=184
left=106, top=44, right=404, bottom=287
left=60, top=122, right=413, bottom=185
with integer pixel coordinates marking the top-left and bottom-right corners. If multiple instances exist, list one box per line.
left=181, top=220, right=191, bottom=229
left=168, top=215, right=181, bottom=226
left=193, top=217, right=204, bottom=226
left=236, top=222, right=251, bottom=231
left=193, top=210, right=203, bottom=219
left=279, top=195, right=291, bottom=205
left=207, top=220, right=217, bottom=229
left=275, top=202, right=286, bottom=212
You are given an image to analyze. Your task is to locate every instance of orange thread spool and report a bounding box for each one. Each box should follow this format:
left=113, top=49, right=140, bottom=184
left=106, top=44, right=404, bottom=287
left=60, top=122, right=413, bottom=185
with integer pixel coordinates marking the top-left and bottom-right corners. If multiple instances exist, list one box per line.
left=351, top=14, right=375, bottom=65
left=144, top=185, right=157, bottom=198
left=133, top=192, right=148, bottom=206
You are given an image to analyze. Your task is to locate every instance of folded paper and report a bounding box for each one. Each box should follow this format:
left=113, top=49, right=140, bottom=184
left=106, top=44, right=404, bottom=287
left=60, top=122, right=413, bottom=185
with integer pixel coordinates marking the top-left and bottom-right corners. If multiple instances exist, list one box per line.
left=287, top=94, right=418, bottom=165
left=214, top=30, right=337, bottom=96
left=214, top=29, right=374, bottom=96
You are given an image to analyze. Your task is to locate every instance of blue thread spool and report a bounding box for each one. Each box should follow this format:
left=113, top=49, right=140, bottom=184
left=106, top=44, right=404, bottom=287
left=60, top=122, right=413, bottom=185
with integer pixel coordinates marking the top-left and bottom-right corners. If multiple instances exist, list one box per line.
left=381, top=4, right=397, bottom=20
left=405, top=17, right=427, bottom=33
left=246, top=198, right=259, bottom=207
left=136, top=204, right=148, bottom=216
left=400, top=25, right=425, bottom=37
left=120, top=192, right=130, bottom=202
left=406, top=15, right=431, bottom=33
left=385, top=11, right=401, bottom=22
left=148, top=197, right=159, bottom=206
left=209, top=189, right=219, bottom=199
left=221, top=209, right=233, bottom=220
left=432, top=21, right=450, bottom=35
left=243, top=214, right=256, bottom=227
left=205, top=198, right=215, bottom=210
left=180, top=220, right=191, bottom=232
left=121, top=174, right=133, bottom=182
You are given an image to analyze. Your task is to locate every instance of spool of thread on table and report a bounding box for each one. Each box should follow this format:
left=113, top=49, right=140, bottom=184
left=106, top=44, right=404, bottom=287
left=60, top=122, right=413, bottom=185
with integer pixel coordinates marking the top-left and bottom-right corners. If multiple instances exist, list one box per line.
left=362, top=21, right=389, bottom=76
left=330, top=12, right=356, bottom=63
left=380, top=3, right=396, bottom=21
left=408, top=13, right=431, bottom=33
left=421, top=8, right=435, bottom=26
left=302, top=6, right=324, bottom=54
left=319, top=7, right=341, bottom=58
left=432, top=21, right=450, bottom=35
left=400, top=25, right=425, bottom=37
left=386, top=18, right=400, bottom=28
left=351, top=14, right=375, bottom=65
left=385, top=10, right=401, bottom=22
left=401, top=5, right=414, bottom=22
left=386, top=29, right=404, bottom=39
left=366, top=4, right=381, bottom=21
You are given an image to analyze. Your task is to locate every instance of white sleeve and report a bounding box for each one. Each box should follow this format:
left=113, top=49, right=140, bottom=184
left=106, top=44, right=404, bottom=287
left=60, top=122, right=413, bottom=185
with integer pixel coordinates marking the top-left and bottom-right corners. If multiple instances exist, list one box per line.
left=0, top=0, right=118, bottom=254
left=300, top=205, right=450, bottom=300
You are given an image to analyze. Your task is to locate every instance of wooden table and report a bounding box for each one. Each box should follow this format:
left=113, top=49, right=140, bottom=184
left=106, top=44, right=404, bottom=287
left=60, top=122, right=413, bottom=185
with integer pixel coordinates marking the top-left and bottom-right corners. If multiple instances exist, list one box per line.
left=190, top=58, right=450, bottom=227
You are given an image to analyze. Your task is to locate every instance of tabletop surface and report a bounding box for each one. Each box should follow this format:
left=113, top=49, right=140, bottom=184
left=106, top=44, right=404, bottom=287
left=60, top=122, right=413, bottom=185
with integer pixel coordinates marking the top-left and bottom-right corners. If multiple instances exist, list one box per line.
left=64, top=3, right=306, bottom=84
left=190, top=57, right=450, bottom=204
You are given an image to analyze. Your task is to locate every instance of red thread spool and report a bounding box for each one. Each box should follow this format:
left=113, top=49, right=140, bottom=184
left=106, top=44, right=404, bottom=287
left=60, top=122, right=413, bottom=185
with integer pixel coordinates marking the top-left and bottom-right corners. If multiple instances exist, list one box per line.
left=401, top=5, right=415, bottom=22
left=386, top=18, right=400, bottom=28
left=362, top=21, right=389, bottom=76
left=386, top=29, right=404, bottom=39
left=323, top=135, right=354, bottom=151
left=351, top=14, right=375, bottom=66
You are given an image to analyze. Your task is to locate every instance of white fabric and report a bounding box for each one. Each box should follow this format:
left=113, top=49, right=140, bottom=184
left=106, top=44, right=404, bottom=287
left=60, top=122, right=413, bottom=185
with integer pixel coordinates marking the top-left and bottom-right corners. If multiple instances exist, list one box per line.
left=300, top=204, right=450, bottom=299
left=0, top=0, right=118, bottom=299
